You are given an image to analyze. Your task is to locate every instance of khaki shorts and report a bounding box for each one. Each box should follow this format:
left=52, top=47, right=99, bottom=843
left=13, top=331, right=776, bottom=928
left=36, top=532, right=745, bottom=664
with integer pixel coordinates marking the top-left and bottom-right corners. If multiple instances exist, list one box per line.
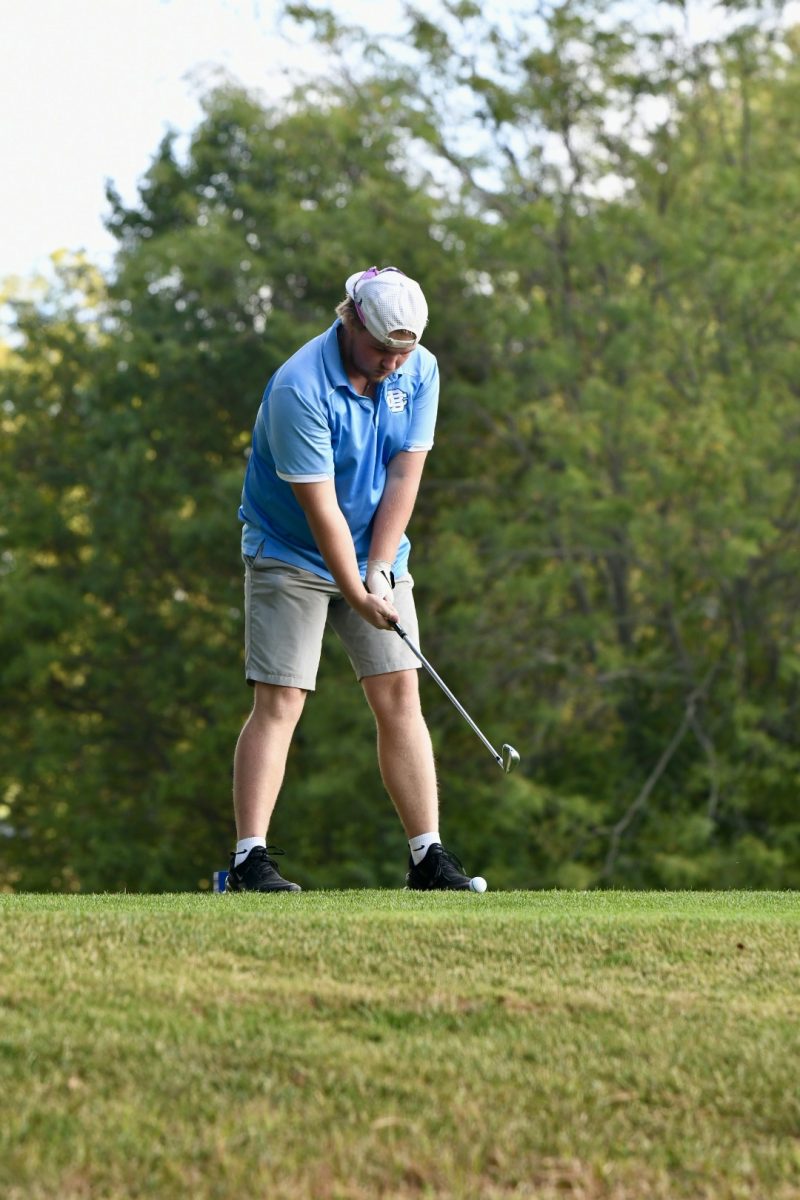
left=243, top=554, right=422, bottom=689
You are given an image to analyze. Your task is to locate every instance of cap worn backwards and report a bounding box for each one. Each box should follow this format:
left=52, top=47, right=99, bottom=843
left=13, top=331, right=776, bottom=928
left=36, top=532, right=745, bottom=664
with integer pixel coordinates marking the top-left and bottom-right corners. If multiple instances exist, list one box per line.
left=344, top=266, right=429, bottom=349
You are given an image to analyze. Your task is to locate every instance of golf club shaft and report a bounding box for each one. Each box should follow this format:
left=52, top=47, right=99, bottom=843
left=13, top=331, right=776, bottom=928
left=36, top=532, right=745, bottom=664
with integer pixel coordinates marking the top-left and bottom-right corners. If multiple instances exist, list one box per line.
left=391, top=622, right=504, bottom=769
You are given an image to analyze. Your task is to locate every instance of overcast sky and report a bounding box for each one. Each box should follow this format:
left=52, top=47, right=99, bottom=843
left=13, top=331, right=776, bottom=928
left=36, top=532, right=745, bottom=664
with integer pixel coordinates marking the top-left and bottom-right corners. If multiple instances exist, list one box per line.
left=1, top=0, right=796, bottom=286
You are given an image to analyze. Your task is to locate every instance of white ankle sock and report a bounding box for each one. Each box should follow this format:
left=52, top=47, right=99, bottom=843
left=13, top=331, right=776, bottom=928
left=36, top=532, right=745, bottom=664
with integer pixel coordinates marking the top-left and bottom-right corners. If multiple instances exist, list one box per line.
left=409, top=831, right=441, bottom=865
left=234, top=836, right=266, bottom=867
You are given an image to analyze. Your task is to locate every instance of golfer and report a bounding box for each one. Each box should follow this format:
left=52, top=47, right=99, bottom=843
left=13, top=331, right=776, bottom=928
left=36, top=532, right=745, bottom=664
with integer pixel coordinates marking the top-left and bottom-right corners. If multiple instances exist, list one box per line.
left=227, top=266, right=484, bottom=892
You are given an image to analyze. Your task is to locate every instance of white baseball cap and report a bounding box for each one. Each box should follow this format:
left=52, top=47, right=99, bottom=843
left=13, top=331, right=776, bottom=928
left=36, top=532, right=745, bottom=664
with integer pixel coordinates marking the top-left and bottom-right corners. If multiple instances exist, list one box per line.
left=344, top=266, right=429, bottom=348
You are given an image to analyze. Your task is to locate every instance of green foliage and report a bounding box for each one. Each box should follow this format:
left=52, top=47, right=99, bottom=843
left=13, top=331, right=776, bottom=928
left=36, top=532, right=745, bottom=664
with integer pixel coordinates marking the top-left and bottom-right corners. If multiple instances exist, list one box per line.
left=2, top=4, right=800, bottom=890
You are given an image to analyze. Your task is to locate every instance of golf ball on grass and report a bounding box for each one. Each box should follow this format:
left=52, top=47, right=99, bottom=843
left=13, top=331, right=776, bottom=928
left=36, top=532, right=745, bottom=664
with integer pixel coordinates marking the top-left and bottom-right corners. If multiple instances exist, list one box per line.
left=469, top=876, right=487, bottom=893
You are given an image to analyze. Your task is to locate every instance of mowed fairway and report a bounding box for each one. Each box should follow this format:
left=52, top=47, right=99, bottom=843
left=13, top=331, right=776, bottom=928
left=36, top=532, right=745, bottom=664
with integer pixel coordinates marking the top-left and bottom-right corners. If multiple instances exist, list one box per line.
left=2, top=891, right=799, bottom=1200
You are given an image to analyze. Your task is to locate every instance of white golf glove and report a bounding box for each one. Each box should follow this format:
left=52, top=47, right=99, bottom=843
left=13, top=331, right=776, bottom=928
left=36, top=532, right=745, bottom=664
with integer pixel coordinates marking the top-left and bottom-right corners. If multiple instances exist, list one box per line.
left=366, top=559, right=395, bottom=603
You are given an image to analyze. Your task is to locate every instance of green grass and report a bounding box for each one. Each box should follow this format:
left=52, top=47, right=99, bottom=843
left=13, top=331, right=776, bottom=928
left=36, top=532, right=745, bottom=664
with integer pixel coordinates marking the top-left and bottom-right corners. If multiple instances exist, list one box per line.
left=2, top=891, right=799, bottom=1199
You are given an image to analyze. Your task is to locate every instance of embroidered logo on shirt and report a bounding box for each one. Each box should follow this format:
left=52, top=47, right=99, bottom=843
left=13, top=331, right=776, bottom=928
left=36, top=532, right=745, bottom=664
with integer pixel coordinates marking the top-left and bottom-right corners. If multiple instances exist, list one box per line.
left=385, top=388, right=408, bottom=414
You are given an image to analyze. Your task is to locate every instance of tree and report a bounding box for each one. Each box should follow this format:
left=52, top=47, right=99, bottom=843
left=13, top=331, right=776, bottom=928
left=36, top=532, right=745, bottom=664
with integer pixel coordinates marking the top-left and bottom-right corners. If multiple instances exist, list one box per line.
left=1, top=86, right=461, bottom=891
left=3, top=2, right=800, bottom=891
left=282, top=0, right=800, bottom=886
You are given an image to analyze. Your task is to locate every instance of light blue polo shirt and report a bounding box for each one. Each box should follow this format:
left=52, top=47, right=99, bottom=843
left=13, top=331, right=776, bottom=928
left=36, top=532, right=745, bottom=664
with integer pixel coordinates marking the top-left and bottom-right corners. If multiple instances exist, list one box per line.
left=239, top=320, right=439, bottom=581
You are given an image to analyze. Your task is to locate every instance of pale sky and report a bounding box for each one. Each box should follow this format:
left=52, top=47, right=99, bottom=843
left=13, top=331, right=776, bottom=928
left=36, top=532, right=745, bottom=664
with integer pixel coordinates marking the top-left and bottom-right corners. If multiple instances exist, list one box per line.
left=0, top=0, right=404, bottom=285
left=1, top=0, right=796, bottom=288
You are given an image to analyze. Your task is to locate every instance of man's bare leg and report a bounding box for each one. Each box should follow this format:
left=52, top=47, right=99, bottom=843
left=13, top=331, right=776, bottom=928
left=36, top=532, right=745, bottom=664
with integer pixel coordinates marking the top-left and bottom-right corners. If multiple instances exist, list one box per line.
left=233, top=682, right=307, bottom=838
left=361, top=669, right=438, bottom=837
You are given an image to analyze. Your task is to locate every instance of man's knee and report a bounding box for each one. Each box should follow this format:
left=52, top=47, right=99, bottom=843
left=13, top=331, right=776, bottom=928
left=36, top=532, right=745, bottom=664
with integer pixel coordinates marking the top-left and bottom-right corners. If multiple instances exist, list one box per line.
left=363, top=669, right=421, bottom=723
left=251, top=682, right=307, bottom=725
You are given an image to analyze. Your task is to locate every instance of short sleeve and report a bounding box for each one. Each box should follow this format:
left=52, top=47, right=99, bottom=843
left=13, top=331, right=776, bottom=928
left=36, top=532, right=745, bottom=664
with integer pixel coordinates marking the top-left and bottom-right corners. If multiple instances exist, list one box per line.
left=267, top=384, right=334, bottom=482
left=403, top=359, right=439, bottom=452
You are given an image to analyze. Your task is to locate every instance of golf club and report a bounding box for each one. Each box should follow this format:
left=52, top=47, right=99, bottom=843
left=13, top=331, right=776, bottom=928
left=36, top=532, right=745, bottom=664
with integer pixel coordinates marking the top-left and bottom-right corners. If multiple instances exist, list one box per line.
left=391, top=621, right=520, bottom=773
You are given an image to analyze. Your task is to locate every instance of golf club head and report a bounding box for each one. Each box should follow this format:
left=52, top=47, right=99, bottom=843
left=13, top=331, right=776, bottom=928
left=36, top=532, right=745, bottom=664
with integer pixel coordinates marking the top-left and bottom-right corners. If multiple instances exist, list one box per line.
left=502, top=744, right=520, bottom=774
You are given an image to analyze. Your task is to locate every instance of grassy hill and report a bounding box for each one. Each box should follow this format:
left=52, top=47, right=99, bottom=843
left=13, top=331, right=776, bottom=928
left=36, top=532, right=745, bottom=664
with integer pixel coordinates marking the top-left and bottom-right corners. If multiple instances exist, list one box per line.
left=2, top=891, right=799, bottom=1199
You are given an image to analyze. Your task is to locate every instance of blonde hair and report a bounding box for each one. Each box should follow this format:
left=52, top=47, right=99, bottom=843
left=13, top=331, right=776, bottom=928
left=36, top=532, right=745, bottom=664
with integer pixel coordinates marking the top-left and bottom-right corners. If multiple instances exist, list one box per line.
left=335, top=295, right=361, bottom=332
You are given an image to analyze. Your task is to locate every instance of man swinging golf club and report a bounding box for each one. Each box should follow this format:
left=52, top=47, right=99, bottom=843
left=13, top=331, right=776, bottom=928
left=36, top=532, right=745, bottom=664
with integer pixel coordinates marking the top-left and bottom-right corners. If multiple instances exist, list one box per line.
left=228, top=265, right=487, bottom=893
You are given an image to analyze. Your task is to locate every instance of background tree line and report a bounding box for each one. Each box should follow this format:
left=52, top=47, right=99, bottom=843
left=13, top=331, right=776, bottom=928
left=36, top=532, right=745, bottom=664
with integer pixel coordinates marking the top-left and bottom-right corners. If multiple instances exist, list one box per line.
left=2, top=0, right=799, bottom=892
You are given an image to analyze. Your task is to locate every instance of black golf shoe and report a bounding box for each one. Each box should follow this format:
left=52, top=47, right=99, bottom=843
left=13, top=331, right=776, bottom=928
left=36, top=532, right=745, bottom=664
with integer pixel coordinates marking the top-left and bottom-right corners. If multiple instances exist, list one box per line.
left=226, top=846, right=302, bottom=893
left=405, top=843, right=485, bottom=891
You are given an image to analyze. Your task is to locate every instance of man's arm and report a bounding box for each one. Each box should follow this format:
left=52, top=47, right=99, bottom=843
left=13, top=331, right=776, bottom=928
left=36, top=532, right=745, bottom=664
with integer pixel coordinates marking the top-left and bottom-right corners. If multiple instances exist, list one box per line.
left=368, top=451, right=428, bottom=565
left=289, top=479, right=398, bottom=630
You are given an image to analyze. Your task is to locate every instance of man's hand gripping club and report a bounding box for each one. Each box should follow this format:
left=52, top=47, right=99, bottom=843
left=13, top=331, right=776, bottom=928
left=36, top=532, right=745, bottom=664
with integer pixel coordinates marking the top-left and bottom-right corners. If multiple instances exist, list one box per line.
left=358, top=589, right=399, bottom=630
left=362, top=558, right=398, bottom=630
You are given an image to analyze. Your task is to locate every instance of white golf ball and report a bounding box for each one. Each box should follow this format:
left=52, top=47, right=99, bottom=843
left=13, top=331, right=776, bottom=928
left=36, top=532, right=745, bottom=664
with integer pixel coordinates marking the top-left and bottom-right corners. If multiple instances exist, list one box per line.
left=469, top=876, right=487, bottom=893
